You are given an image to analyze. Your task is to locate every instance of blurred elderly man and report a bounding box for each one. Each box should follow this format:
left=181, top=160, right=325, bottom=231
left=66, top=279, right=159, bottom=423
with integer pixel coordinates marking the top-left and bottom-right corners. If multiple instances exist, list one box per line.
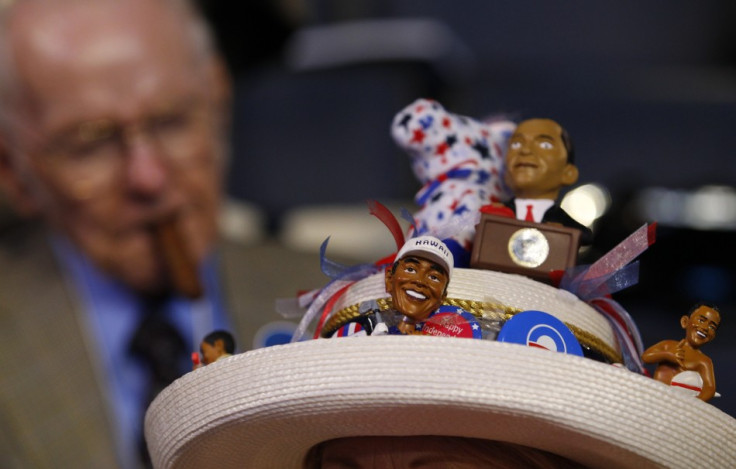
left=0, top=0, right=317, bottom=467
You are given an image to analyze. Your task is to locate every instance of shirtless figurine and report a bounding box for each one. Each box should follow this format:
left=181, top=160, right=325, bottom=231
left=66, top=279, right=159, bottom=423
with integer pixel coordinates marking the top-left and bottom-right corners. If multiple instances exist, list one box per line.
left=641, top=304, right=720, bottom=401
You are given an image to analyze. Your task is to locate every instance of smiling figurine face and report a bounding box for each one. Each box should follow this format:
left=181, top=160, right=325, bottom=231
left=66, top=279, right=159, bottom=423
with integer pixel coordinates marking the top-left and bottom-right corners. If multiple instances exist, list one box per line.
left=504, top=118, right=578, bottom=200
left=681, top=305, right=720, bottom=348
left=385, top=255, right=449, bottom=323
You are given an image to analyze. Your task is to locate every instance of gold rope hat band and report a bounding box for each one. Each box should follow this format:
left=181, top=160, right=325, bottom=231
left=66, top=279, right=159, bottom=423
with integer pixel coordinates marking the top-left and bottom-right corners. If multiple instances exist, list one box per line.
left=321, top=297, right=622, bottom=364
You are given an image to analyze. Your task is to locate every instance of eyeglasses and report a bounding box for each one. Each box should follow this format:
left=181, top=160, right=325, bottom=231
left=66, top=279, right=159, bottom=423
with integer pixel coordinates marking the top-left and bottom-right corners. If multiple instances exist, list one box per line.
left=30, top=99, right=218, bottom=199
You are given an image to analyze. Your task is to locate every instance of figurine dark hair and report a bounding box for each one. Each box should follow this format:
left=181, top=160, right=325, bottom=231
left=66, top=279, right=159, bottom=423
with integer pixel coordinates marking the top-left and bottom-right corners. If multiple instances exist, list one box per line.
left=389, top=257, right=447, bottom=278
left=202, top=330, right=235, bottom=354
left=688, top=302, right=720, bottom=316
left=560, top=126, right=575, bottom=165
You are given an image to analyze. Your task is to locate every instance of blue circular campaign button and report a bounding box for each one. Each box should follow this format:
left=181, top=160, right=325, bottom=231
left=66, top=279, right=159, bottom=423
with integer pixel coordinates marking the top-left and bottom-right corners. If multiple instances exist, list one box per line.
left=497, top=310, right=583, bottom=356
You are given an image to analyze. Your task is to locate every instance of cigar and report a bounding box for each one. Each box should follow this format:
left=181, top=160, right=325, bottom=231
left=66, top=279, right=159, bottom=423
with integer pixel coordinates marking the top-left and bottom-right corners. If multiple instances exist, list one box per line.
left=153, top=216, right=204, bottom=299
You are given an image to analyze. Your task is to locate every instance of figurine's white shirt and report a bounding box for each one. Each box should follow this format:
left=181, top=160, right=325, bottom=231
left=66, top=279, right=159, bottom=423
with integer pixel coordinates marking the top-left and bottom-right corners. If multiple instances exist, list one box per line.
left=514, top=198, right=555, bottom=222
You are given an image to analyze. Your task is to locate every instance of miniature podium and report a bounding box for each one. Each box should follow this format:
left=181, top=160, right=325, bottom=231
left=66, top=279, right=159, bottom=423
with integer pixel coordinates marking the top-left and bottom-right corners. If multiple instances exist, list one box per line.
left=470, top=213, right=581, bottom=282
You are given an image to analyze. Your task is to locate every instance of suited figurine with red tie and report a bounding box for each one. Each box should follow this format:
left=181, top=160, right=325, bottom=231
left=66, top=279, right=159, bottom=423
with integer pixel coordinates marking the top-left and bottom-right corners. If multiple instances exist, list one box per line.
left=482, top=118, right=593, bottom=245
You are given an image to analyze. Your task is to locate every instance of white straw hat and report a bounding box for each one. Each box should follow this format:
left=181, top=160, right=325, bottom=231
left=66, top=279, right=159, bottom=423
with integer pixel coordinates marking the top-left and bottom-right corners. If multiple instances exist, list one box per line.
left=320, top=268, right=617, bottom=358
left=145, top=336, right=736, bottom=468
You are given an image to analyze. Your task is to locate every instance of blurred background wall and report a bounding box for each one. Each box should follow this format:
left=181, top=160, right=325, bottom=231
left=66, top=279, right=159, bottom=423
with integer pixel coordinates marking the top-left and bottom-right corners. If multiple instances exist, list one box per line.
left=199, top=0, right=736, bottom=416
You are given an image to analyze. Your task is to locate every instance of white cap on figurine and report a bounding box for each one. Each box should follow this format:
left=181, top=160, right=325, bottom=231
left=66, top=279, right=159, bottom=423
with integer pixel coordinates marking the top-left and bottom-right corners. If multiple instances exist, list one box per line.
left=395, top=235, right=454, bottom=277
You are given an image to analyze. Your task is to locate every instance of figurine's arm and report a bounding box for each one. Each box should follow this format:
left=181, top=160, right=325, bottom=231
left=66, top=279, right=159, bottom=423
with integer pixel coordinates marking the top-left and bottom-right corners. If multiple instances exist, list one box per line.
left=641, top=341, right=678, bottom=364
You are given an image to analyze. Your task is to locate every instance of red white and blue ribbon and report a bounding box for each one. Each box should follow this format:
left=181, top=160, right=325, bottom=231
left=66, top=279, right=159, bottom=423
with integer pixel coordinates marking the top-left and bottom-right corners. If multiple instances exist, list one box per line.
left=290, top=201, right=406, bottom=342
left=290, top=237, right=383, bottom=342
left=367, top=199, right=405, bottom=250
left=558, top=223, right=657, bottom=373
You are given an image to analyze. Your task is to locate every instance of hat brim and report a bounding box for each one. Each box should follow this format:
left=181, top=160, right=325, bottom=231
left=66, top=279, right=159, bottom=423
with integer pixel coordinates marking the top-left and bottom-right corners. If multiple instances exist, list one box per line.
left=145, top=336, right=736, bottom=468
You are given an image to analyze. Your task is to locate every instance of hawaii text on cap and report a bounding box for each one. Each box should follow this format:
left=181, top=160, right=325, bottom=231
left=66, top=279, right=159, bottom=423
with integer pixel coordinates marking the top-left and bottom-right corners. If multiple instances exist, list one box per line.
left=396, top=235, right=454, bottom=275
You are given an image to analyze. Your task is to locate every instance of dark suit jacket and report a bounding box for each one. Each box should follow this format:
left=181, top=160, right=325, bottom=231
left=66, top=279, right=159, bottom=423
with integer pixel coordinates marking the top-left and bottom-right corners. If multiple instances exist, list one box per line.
left=0, top=221, right=323, bottom=468
left=505, top=199, right=593, bottom=245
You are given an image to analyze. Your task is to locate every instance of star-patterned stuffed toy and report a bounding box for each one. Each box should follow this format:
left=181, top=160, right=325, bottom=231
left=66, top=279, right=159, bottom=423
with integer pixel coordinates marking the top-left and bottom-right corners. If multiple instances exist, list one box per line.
left=391, top=98, right=515, bottom=266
